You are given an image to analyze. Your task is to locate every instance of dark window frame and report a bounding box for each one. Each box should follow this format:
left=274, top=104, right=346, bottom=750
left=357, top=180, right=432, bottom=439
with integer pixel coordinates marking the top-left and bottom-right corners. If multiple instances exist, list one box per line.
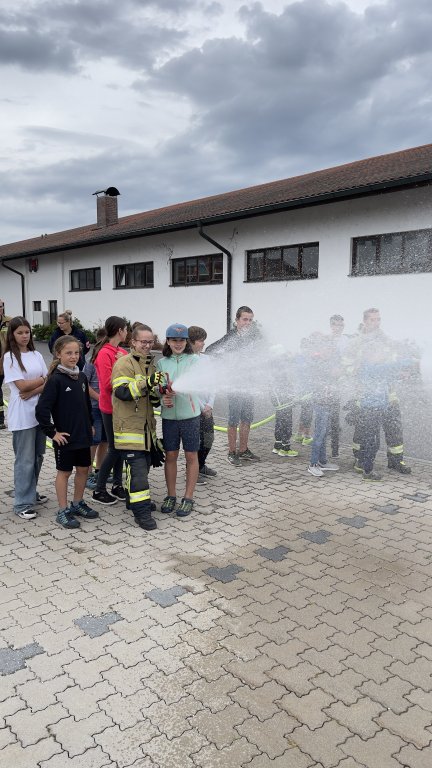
left=33, top=301, right=42, bottom=311
left=70, top=267, right=101, bottom=292
left=246, top=242, right=319, bottom=282
left=352, top=228, right=432, bottom=276
left=171, top=253, right=223, bottom=286
left=114, top=261, right=154, bottom=290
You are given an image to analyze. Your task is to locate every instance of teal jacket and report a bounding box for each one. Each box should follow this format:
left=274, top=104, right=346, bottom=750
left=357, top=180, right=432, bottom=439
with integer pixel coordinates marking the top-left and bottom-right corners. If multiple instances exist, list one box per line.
left=156, top=353, right=201, bottom=420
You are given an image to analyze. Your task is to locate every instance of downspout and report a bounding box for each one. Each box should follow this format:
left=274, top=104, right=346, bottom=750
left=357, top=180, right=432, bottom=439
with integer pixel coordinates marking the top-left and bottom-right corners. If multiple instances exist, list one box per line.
left=198, top=223, right=232, bottom=333
left=2, top=260, right=26, bottom=316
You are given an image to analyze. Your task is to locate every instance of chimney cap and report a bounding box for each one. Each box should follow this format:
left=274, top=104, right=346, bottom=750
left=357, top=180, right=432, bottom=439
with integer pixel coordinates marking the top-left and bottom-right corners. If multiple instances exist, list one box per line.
left=92, top=187, right=120, bottom=197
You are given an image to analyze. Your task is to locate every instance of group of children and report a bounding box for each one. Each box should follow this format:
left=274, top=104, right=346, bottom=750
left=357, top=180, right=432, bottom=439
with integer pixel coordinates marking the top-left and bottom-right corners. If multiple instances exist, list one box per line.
left=2, top=314, right=217, bottom=530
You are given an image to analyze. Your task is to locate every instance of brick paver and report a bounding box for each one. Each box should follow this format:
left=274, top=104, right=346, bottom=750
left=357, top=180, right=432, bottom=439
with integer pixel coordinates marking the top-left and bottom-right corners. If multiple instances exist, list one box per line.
left=1, top=423, right=432, bottom=766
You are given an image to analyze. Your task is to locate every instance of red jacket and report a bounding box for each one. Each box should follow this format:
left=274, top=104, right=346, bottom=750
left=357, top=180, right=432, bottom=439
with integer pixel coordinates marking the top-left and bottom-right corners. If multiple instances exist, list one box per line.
left=94, top=344, right=127, bottom=414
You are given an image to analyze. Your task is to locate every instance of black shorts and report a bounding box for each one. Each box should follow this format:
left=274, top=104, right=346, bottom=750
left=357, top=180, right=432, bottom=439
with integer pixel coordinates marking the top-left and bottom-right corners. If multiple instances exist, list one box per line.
left=54, top=445, right=91, bottom=472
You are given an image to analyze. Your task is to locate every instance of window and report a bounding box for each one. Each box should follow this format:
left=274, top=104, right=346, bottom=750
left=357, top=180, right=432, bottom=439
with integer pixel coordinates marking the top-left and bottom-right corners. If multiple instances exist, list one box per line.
left=246, top=243, right=319, bottom=281
left=49, top=300, right=58, bottom=324
left=33, top=301, right=41, bottom=311
left=70, top=267, right=101, bottom=291
left=352, top=229, right=432, bottom=276
left=114, top=261, right=154, bottom=289
left=171, top=254, right=223, bottom=286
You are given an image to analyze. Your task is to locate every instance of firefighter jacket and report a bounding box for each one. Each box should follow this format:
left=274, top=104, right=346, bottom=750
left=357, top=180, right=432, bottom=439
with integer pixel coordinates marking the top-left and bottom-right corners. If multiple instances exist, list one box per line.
left=111, top=351, right=159, bottom=452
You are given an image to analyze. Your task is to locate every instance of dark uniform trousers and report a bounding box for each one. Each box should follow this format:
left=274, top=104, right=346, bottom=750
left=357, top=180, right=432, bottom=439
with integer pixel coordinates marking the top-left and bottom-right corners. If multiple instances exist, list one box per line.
left=123, top=451, right=152, bottom=522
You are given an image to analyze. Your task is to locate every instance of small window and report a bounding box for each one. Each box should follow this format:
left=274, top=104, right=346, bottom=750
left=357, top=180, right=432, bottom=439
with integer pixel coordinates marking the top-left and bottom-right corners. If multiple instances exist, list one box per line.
left=33, top=301, right=42, bottom=311
left=70, top=268, right=101, bottom=292
left=247, top=243, right=319, bottom=281
left=114, top=261, right=154, bottom=289
left=172, top=254, right=223, bottom=286
left=352, top=229, right=432, bottom=276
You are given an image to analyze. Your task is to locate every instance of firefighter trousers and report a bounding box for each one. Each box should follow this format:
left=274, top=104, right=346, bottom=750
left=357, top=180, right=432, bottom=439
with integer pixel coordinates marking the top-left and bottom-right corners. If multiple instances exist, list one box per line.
left=122, top=450, right=152, bottom=522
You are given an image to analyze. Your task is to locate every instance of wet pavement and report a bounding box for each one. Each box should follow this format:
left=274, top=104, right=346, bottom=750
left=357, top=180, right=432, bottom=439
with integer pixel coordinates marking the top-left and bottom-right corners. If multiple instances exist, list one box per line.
left=1, top=409, right=432, bottom=767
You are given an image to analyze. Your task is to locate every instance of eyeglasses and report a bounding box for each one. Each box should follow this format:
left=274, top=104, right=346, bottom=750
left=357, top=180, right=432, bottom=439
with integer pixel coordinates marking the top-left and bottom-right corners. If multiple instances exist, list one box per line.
left=135, top=340, right=153, bottom=346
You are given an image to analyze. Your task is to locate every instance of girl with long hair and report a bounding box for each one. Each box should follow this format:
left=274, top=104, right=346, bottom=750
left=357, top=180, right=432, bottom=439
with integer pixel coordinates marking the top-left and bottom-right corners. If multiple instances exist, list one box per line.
left=2, top=317, right=48, bottom=520
left=91, top=316, right=128, bottom=505
left=36, top=336, right=98, bottom=528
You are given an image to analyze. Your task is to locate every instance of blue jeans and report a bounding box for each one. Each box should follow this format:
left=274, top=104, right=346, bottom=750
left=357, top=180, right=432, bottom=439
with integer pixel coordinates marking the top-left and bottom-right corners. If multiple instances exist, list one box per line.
left=12, top=426, right=46, bottom=512
left=310, top=405, right=330, bottom=466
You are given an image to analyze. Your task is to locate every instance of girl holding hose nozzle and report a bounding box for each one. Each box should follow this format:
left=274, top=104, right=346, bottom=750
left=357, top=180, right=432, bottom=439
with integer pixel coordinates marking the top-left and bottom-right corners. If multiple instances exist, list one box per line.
left=156, top=324, right=201, bottom=518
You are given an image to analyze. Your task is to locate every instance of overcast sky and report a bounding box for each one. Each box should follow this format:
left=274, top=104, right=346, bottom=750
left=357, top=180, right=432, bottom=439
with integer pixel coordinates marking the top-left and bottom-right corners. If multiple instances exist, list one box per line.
left=0, top=0, right=431, bottom=245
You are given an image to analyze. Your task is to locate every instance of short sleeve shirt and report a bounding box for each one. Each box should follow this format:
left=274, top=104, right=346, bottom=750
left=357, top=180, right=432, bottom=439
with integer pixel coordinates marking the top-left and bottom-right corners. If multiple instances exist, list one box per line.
left=3, top=350, right=48, bottom=431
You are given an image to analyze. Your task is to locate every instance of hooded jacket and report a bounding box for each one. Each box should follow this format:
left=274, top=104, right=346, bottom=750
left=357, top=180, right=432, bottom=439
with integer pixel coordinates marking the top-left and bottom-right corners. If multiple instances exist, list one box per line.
left=156, top=353, right=201, bottom=420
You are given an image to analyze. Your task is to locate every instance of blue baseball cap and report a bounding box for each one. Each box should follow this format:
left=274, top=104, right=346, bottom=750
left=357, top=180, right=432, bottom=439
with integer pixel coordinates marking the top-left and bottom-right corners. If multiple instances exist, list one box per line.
left=165, top=323, right=189, bottom=339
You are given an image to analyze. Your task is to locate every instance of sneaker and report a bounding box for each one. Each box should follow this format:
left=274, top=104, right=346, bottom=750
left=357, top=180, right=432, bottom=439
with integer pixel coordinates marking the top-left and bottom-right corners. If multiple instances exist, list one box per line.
left=199, top=465, right=217, bottom=477
left=14, top=506, right=37, bottom=520
left=135, top=515, right=157, bottom=530
left=272, top=441, right=283, bottom=454
left=56, top=508, right=80, bottom=529
left=362, top=471, right=382, bottom=482
left=278, top=445, right=299, bottom=457
left=388, top=460, right=412, bottom=474
left=307, top=464, right=324, bottom=477
left=196, top=474, right=207, bottom=485
left=70, top=500, right=99, bottom=519
left=161, top=495, right=177, bottom=514
left=318, top=462, right=339, bottom=471
left=111, top=485, right=127, bottom=501
left=36, top=493, right=49, bottom=504
left=353, top=459, right=364, bottom=473
left=302, top=437, right=313, bottom=445
left=92, top=490, right=118, bottom=506
left=227, top=451, right=241, bottom=466
left=176, top=498, right=194, bottom=518
left=238, top=448, right=260, bottom=462
left=86, top=473, right=98, bottom=490
left=292, top=433, right=303, bottom=443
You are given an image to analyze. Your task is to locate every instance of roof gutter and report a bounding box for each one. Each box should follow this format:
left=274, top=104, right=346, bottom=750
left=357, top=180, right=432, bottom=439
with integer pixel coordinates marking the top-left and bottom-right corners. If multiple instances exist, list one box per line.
left=2, top=260, right=26, bottom=316
left=198, top=223, right=232, bottom=333
left=1, top=173, right=432, bottom=263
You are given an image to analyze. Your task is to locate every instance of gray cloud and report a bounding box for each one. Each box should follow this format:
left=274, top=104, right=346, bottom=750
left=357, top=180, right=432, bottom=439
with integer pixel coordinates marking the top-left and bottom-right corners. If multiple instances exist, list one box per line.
left=0, top=0, right=190, bottom=73
left=148, top=0, right=432, bottom=171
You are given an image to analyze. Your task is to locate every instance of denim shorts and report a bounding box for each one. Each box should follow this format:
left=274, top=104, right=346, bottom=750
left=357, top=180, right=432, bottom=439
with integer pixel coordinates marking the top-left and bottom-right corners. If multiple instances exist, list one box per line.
left=227, top=394, right=254, bottom=427
left=162, top=416, right=200, bottom=452
left=92, top=408, right=107, bottom=446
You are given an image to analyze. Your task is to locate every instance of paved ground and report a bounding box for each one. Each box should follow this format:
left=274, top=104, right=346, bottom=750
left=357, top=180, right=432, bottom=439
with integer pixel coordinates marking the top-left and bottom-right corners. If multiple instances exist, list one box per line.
left=1, top=418, right=432, bottom=767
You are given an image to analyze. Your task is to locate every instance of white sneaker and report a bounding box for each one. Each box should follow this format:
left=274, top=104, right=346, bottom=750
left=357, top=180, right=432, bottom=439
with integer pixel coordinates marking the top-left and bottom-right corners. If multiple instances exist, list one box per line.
left=318, top=462, right=339, bottom=471
left=15, top=506, right=37, bottom=520
left=308, top=464, right=324, bottom=477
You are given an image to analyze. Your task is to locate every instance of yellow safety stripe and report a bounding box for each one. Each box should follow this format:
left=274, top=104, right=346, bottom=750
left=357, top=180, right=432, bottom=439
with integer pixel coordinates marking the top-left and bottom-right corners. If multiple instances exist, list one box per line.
left=129, top=380, right=141, bottom=399
left=114, top=432, right=146, bottom=444
left=125, top=464, right=131, bottom=492
left=112, top=376, right=133, bottom=388
left=129, top=489, right=150, bottom=503
left=388, top=445, right=403, bottom=455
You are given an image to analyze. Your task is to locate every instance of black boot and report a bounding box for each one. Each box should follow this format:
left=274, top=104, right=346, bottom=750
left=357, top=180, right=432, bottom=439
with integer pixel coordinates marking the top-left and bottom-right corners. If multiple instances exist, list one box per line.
left=388, top=457, right=412, bottom=474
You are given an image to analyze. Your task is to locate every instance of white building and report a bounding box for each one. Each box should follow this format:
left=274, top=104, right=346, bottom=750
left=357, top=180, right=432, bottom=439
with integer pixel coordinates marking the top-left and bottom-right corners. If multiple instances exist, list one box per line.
left=1, top=145, right=431, bottom=349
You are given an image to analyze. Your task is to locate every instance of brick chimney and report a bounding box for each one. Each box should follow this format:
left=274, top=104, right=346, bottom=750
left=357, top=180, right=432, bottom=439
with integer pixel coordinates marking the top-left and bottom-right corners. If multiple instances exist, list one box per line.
left=93, top=187, right=120, bottom=227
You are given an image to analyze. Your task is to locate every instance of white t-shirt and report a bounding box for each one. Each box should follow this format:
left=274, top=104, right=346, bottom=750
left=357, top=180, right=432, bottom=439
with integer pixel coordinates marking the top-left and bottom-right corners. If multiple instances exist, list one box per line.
left=3, top=350, right=48, bottom=431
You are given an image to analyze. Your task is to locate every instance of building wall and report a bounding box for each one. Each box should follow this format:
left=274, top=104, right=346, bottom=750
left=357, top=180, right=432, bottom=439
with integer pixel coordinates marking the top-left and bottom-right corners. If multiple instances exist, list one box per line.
left=2, top=185, right=431, bottom=354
